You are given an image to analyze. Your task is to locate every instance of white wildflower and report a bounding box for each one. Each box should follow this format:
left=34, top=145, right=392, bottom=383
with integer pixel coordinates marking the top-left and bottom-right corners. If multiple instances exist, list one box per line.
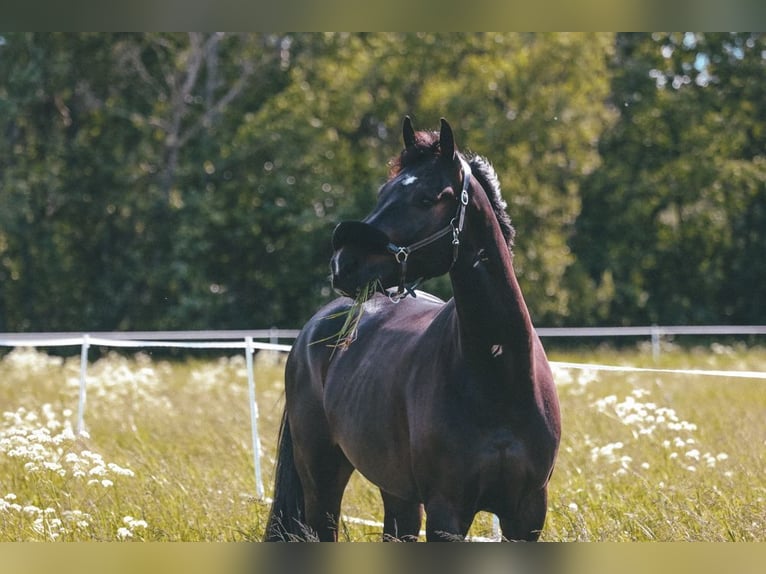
left=116, top=527, right=133, bottom=540
left=43, top=461, right=63, bottom=473
left=124, top=516, right=148, bottom=529
left=108, top=463, right=135, bottom=477
left=685, top=449, right=700, bottom=461
left=88, top=465, right=107, bottom=476
left=591, top=441, right=625, bottom=463
left=32, top=517, right=46, bottom=535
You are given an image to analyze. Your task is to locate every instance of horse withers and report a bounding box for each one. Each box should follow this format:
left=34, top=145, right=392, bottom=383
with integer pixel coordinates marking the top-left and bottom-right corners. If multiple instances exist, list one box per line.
left=264, top=117, right=561, bottom=542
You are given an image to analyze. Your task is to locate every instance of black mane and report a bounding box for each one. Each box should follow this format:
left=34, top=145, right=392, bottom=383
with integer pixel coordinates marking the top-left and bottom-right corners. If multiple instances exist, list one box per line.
left=389, top=130, right=515, bottom=250
left=467, top=154, right=515, bottom=250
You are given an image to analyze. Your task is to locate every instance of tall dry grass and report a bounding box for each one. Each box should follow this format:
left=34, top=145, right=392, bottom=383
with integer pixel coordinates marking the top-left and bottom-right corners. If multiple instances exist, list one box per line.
left=0, top=343, right=763, bottom=541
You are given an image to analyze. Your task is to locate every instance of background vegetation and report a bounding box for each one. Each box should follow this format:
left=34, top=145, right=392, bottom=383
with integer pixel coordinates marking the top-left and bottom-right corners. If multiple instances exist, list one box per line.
left=1, top=33, right=765, bottom=332
left=1, top=345, right=763, bottom=541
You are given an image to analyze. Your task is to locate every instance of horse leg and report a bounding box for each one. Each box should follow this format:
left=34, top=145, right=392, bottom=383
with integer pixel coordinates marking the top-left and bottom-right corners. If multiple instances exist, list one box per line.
left=293, top=439, right=354, bottom=542
left=498, top=487, right=548, bottom=541
left=424, top=496, right=472, bottom=542
left=380, top=490, right=422, bottom=542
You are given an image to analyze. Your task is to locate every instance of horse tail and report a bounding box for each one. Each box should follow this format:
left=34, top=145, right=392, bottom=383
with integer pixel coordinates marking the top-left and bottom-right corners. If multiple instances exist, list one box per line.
left=263, top=411, right=306, bottom=541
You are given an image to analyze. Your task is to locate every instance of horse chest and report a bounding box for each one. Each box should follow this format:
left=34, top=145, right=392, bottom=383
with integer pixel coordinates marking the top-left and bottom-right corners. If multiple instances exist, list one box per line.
left=471, top=432, right=539, bottom=507
left=477, top=432, right=527, bottom=474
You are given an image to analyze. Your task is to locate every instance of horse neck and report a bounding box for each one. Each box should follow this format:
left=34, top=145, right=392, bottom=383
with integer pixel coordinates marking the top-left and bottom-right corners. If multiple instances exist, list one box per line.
left=448, top=188, right=536, bottom=378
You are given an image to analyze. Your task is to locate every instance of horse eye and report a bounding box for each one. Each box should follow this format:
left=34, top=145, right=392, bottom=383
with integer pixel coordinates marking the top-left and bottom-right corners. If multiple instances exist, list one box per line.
left=419, top=197, right=436, bottom=208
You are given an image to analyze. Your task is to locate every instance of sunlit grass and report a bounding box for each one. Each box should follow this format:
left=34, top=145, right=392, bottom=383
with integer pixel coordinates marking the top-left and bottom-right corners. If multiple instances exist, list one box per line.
left=0, top=343, right=764, bottom=541
left=544, top=342, right=766, bottom=542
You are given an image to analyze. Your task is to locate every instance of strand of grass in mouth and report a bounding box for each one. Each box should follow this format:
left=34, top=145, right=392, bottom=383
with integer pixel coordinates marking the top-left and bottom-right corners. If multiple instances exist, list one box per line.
left=313, top=279, right=380, bottom=350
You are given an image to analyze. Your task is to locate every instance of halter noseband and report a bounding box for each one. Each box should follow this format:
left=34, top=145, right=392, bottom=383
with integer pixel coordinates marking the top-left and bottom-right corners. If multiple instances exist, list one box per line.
left=384, top=157, right=472, bottom=302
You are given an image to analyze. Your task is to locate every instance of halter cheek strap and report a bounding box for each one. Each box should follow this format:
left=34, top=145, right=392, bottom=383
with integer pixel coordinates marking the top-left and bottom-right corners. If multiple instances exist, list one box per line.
left=386, top=157, right=472, bottom=302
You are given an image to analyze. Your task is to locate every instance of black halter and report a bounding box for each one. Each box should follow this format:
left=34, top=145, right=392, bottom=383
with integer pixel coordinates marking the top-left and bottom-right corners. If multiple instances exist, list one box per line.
left=382, top=157, right=472, bottom=301
left=332, top=157, right=472, bottom=302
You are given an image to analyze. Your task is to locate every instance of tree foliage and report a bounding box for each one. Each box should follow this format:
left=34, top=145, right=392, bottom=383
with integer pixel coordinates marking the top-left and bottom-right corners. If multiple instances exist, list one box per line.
left=573, top=32, right=766, bottom=325
left=1, top=33, right=764, bottom=331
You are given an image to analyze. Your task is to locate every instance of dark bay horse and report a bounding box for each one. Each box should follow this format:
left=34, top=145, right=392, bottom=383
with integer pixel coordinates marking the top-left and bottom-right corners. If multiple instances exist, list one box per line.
left=264, top=118, right=561, bottom=542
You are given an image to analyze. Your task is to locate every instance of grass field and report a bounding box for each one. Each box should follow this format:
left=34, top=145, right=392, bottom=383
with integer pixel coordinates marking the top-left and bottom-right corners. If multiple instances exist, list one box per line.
left=0, top=342, right=764, bottom=542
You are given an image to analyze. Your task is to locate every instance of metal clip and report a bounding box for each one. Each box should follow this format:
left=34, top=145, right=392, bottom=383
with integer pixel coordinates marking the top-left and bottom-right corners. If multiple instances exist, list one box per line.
left=450, top=218, right=460, bottom=245
left=387, top=290, right=404, bottom=303
left=393, top=247, right=409, bottom=264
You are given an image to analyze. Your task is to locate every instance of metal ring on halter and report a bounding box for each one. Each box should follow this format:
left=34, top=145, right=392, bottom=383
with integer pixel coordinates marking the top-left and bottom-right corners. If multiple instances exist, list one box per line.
left=388, top=290, right=405, bottom=304
left=393, top=247, right=410, bottom=264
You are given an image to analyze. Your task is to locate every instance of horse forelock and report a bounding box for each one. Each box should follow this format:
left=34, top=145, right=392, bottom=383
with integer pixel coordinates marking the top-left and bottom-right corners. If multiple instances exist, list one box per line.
left=388, top=130, right=442, bottom=176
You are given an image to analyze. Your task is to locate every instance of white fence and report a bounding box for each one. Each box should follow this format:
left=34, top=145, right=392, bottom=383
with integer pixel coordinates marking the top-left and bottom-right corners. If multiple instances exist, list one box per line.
left=536, top=324, right=766, bottom=361
left=2, top=326, right=765, bottom=541
left=0, top=330, right=295, bottom=500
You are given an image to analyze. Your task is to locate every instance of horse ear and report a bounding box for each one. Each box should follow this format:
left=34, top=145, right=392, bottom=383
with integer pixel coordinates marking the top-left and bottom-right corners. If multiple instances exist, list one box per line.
left=403, top=116, right=416, bottom=148
left=439, top=118, right=457, bottom=162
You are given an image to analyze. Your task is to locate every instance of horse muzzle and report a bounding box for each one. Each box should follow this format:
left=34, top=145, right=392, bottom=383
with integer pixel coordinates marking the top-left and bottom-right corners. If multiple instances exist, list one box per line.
left=331, top=218, right=457, bottom=300
left=330, top=221, right=396, bottom=297
left=332, top=221, right=392, bottom=252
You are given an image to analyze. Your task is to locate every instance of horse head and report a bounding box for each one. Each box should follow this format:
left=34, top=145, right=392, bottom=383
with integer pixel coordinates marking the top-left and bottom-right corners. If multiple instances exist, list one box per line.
left=331, top=117, right=471, bottom=299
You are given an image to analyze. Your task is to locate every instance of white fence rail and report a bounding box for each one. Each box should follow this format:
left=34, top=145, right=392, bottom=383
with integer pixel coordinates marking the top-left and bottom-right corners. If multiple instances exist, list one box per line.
left=0, top=330, right=295, bottom=500
left=537, top=325, right=766, bottom=361
left=2, top=326, right=765, bottom=541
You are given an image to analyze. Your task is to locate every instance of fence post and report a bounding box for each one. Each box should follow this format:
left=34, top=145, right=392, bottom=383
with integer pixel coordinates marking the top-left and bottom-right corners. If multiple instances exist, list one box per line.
left=651, top=324, right=661, bottom=363
left=245, top=337, right=265, bottom=499
left=77, top=334, right=90, bottom=435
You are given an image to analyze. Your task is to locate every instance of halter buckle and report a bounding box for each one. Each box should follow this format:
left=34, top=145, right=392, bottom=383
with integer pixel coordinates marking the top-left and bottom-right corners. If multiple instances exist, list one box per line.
left=393, top=246, right=410, bottom=264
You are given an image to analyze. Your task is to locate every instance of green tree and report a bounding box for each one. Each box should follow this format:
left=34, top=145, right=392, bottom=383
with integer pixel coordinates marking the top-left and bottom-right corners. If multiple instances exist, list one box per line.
left=573, top=32, right=766, bottom=325
left=413, top=33, right=617, bottom=323
left=0, top=33, right=620, bottom=331
left=9, top=33, right=761, bottom=333
left=0, top=33, right=290, bottom=330
left=234, top=33, right=617, bottom=325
